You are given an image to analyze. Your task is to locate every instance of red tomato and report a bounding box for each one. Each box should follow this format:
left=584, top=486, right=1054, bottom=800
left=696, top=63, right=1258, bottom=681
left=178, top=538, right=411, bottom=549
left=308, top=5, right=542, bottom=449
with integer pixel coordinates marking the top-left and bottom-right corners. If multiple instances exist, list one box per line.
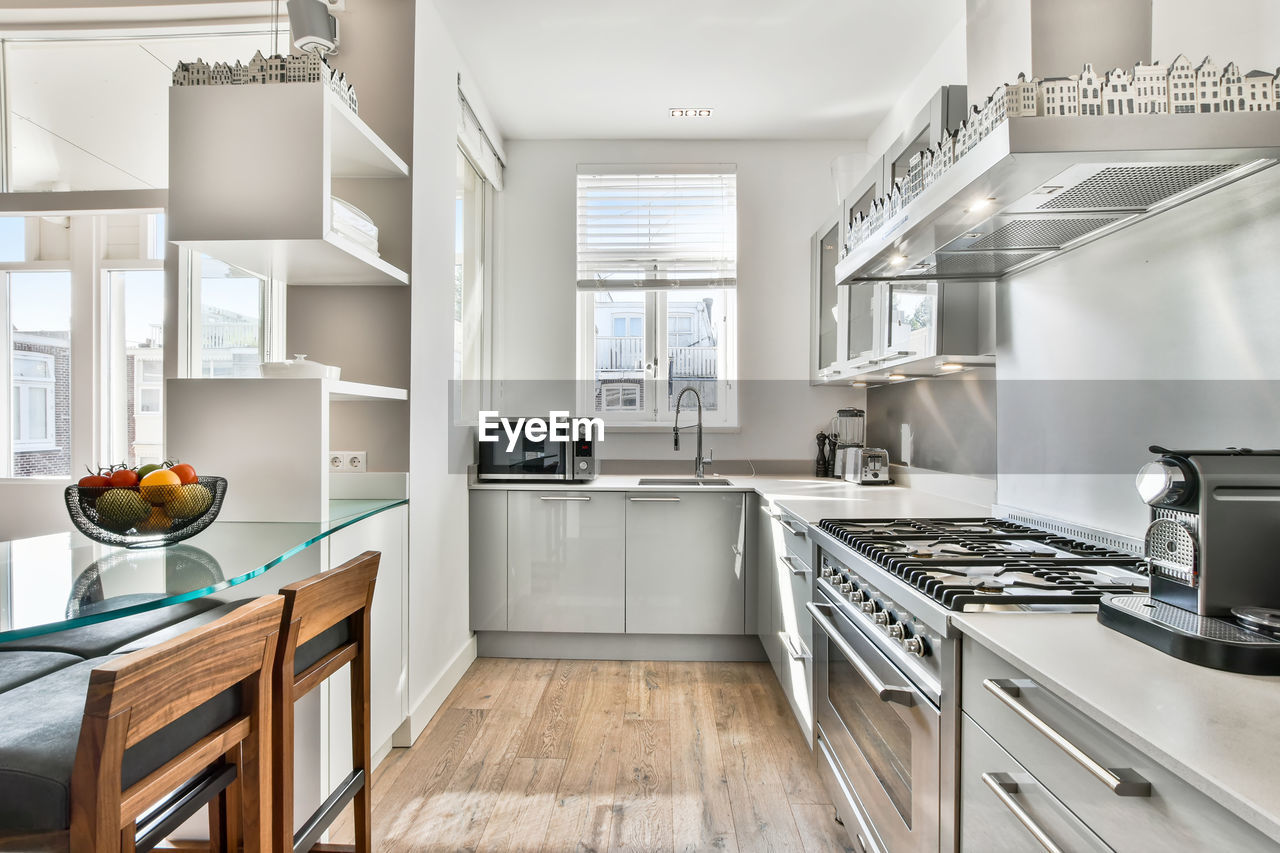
left=79, top=474, right=110, bottom=488
left=109, top=469, right=140, bottom=489
left=170, top=462, right=198, bottom=485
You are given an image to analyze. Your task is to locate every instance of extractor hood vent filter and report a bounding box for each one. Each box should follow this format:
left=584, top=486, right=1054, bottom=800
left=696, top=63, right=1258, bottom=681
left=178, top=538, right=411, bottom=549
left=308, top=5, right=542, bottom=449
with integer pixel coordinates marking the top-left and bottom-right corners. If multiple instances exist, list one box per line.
left=1036, top=163, right=1239, bottom=211
left=925, top=250, right=1047, bottom=277
left=964, top=217, right=1125, bottom=250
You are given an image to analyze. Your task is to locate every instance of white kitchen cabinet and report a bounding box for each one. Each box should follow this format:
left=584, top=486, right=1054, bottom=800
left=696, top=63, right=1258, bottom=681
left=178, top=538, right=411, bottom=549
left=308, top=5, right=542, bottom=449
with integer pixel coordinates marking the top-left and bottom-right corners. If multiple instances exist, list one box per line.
left=469, top=490, right=507, bottom=631
left=507, top=491, right=625, bottom=633
left=773, top=507, right=815, bottom=746
left=755, top=496, right=781, bottom=669
left=624, top=492, right=746, bottom=635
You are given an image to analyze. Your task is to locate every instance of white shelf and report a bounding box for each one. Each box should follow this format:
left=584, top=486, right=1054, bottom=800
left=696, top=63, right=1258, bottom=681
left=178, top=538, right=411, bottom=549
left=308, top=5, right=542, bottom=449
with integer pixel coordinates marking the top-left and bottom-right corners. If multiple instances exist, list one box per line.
left=327, top=380, right=408, bottom=402
left=327, top=89, right=409, bottom=178
left=180, top=232, right=408, bottom=286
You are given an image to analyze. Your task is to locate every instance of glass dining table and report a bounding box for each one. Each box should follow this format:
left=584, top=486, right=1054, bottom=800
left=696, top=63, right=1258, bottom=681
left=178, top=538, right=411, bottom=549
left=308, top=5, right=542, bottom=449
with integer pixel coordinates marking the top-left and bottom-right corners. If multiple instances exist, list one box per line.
left=0, top=499, right=406, bottom=642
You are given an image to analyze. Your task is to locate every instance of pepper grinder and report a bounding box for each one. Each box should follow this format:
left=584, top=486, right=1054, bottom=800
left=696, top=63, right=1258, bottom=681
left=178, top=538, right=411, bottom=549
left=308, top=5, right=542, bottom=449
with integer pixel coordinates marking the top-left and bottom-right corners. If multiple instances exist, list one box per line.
left=815, top=432, right=829, bottom=478
left=826, top=433, right=841, bottom=477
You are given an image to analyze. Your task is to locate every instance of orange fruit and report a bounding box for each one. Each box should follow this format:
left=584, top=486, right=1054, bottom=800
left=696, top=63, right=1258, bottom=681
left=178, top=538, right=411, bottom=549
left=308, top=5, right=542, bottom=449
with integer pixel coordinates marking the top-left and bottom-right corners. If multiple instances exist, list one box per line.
left=136, top=505, right=172, bottom=533
left=140, top=468, right=182, bottom=506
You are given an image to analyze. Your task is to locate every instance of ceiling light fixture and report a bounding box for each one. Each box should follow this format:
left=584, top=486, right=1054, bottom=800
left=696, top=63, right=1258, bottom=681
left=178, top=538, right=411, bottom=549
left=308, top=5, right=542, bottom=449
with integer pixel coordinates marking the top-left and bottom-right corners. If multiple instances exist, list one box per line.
left=670, top=108, right=713, bottom=118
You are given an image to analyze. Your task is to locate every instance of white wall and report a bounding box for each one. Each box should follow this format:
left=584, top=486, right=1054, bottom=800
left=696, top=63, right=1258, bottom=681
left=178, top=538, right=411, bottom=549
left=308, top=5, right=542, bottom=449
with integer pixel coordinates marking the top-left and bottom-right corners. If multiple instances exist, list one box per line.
left=1152, top=0, right=1280, bottom=71
left=866, top=17, right=967, bottom=163
left=494, top=138, right=867, bottom=467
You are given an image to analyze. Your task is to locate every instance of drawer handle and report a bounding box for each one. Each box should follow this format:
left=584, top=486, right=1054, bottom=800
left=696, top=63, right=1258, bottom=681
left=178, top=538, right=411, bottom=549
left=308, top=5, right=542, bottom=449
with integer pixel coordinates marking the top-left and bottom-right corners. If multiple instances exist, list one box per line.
left=629, top=496, right=681, bottom=502
left=779, top=519, right=806, bottom=536
left=807, top=602, right=915, bottom=707
left=981, top=772, right=1065, bottom=853
left=782, top=632, right=811, bottom=662
left=539, top=496, right=591, bottom=501
left=731, top=543, right=743, bottom=557
left=780, top=555, right=811, bottom=577
left=982, top=679, right=1151, bottom=797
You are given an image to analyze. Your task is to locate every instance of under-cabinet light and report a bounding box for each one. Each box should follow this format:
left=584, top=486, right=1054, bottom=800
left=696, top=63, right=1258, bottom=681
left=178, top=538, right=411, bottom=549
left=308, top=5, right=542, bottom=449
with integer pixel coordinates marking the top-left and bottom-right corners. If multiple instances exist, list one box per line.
left=939, top=362, right=965, bottom=372
left=967, top=197, right=996, bottom=212
left=851, top=381, right=869, bottom=388
left=888, top=373, right=907, bottom=381
left=890, top=254, right=908, bottom=266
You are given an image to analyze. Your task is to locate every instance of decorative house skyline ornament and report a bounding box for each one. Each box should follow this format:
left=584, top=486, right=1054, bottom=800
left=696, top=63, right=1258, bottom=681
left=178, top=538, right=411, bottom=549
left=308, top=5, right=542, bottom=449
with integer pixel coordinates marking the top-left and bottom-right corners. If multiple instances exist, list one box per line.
left=172, top=50, right=358, bottom=113
left=841, top=52, right=1280, bottom=258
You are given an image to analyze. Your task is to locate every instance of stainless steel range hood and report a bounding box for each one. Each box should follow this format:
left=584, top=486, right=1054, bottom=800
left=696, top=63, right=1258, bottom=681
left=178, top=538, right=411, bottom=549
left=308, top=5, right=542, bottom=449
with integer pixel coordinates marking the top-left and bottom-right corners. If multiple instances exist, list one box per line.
left=835, top=112, right=1280, bottom=285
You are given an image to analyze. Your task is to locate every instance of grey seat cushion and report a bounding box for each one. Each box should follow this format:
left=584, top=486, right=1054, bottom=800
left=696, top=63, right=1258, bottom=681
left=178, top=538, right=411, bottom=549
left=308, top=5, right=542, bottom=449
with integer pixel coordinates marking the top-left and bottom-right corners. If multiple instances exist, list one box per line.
left=0, top=651, right=83, bottom=694
left=0, top=599, right=219, bottom=658
left=111, top=599, right=254, bottom=655
left=0, top=656, right=239, bottom=835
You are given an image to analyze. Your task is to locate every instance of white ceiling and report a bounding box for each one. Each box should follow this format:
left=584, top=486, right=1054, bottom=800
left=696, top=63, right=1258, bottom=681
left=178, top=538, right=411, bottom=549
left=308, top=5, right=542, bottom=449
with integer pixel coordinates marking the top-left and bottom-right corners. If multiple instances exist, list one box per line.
left=434, top=0, right=965, bottom=141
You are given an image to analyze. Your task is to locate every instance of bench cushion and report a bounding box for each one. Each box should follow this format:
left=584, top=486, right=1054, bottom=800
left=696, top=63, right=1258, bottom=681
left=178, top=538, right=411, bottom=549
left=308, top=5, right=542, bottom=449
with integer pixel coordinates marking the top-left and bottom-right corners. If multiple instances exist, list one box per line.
left=0, top=599, right=219, bottom=658
left=0, top=651, right=83, bottom=694
left=110, top=599, right=253, bottom=655
left=0, top=656, right=239, bottom=835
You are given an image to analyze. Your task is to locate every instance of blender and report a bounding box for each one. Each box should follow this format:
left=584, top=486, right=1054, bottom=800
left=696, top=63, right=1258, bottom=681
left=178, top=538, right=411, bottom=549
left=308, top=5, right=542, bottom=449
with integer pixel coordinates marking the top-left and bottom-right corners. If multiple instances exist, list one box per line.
left=829, top=408, right=865, bottom=477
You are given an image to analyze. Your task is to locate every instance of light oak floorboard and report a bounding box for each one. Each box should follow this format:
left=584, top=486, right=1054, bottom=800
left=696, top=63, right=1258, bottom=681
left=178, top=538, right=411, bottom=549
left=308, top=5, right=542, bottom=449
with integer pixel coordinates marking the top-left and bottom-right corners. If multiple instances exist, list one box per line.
left=343, top=657, right=849, bottom=852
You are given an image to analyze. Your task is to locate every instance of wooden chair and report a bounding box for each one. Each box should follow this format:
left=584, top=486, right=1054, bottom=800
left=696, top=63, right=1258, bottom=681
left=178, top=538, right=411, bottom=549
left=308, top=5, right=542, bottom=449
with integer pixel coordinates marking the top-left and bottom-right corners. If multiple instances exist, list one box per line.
left=71, top=594, right=284, bottom=852
left=272, top=551, right=380, bottom=853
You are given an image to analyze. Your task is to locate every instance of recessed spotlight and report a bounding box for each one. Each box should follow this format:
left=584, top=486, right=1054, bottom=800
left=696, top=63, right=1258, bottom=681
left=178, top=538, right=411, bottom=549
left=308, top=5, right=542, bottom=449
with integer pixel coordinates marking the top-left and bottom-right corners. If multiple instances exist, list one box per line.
left=851, top=381, right=869, bottom=388
left=670, top=108, right=713, bottom=118
left=888, top=373, right=907, bottom=381
left=889, top=254, right=908, bottom=266
left=966, top=197, right=996, bottom=212
left=939, top=362, right=965, bottom=372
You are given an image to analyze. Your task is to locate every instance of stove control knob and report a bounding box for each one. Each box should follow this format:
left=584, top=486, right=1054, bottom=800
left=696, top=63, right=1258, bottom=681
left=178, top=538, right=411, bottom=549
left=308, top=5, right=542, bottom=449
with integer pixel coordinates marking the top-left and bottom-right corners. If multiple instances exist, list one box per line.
left=887, top=624, right=906, bottom=639
left=873, top=611, right=891, bottom=626
left=903, top=637, right=929, bottom=657
left=849, top=590, right=866, bottom=604
left=861, top=601, right=877, bottom=614
left=839, top=582, right=854, bottom=596
left=821, top=566, right=834, bottom=579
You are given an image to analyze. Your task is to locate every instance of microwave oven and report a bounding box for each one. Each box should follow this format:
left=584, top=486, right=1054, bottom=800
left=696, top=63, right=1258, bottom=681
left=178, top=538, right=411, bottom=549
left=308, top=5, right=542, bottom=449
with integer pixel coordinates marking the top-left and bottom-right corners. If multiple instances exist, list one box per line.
left=476, top=419, right=598, bottom=482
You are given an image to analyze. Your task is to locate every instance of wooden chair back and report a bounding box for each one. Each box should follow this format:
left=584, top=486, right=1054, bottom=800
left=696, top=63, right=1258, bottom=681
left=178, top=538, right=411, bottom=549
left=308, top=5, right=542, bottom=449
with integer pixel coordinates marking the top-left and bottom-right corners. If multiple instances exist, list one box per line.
left=70, top=594, right=284, bottom=853
left=273, top=551, right=380, bottom=853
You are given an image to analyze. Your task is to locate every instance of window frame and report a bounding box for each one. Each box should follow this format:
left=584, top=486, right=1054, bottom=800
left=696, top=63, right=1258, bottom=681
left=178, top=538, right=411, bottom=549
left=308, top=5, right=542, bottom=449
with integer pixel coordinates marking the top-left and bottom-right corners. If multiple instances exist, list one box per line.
left=576, top=287, right=738, bottom=429
left=11, top=351, right=57, bottom=450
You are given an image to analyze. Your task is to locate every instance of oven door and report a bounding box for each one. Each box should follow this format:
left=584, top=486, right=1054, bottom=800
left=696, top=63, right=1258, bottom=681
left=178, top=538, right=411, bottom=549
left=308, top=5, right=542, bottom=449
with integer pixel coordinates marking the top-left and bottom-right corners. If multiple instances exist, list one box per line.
left=809, top=598, right=941, bottom=853
left=477, top=430, right=571, bottom=480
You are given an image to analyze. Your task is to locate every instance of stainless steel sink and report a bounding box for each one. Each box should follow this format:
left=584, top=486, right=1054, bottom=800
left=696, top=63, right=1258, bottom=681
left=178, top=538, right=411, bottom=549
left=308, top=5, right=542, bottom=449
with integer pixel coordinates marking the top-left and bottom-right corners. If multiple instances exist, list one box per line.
left=636, top=478, right=735, bottom=486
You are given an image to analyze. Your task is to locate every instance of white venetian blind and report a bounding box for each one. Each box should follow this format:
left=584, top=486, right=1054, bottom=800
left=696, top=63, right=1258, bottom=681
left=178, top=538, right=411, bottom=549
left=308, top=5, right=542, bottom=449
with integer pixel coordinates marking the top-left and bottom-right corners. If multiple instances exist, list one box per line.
left=576, top=167, right=737, bottom=289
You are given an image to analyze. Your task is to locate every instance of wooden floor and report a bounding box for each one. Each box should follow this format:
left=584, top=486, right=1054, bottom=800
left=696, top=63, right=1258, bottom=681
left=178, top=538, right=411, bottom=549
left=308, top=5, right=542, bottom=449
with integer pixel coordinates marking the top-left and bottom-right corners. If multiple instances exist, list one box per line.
left=330, top=657, right=853, bottom=852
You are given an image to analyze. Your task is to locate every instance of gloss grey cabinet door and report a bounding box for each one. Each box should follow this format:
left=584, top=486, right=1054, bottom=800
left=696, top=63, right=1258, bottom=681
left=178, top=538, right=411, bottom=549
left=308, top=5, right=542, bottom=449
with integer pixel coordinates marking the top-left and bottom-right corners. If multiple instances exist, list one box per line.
left=625, top=492, right=746, bottom=635
left=507, top=491, right=625, bottom=633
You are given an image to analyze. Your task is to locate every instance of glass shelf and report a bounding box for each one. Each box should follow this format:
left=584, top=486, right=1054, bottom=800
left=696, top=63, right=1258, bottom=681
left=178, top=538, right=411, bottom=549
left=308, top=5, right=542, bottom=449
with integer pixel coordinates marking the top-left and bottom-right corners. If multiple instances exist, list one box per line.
left=0, top=498, right=406, bottom=642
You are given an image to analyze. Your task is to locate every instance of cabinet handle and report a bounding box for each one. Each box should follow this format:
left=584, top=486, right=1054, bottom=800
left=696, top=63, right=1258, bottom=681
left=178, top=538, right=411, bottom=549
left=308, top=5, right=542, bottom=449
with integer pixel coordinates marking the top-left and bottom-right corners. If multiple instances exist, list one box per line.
left=782, top=632, right=811, bottom=661
left=628, top=496, right=681, bottom=502
left=982, top=679, right=1151, bottom=797
left=980, top=773, right=1064, bottom=853
left=781, top=555, right=811, bottom=576
left=730, top=543, right=743, bottom=557
left=539, top=495, right=591, bottom=501
left=779, top=519, right=806, bottom=536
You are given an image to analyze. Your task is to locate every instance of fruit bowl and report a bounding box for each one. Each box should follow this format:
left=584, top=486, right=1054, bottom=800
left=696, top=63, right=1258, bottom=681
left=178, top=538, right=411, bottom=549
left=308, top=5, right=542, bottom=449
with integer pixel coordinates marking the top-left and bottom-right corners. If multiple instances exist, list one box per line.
left=64, top=476, right=228, bottom=549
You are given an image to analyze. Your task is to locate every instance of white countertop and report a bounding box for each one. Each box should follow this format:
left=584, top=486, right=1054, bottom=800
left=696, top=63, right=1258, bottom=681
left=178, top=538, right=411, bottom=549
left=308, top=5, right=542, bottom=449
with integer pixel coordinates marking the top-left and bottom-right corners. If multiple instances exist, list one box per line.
left=470, top=474, right=992, bottom=521
left=954, top=611, right=1280, bottom=844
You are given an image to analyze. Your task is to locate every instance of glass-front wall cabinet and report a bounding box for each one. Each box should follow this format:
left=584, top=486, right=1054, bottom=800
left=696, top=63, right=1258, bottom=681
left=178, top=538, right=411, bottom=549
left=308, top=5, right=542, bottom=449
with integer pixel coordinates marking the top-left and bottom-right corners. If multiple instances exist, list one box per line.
left=813, top=221, right=840, bottom=375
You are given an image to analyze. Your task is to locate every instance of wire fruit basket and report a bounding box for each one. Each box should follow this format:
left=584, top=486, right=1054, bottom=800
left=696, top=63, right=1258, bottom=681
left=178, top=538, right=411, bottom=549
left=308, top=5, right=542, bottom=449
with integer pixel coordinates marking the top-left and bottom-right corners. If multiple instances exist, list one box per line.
left=64, top=476, right=228, bottom=549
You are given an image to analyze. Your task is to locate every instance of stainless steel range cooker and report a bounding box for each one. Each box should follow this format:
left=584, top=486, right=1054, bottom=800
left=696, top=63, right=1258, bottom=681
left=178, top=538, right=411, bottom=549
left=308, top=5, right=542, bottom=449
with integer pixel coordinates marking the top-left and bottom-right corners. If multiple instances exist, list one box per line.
left=805, top=517, right=1149, bottom=853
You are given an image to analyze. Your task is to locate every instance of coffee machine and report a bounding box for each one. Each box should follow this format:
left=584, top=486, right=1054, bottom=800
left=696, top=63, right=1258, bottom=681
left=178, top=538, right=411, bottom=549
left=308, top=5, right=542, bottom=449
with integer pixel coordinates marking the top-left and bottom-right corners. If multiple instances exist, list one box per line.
left=1098, top=446, right=1280, bottom=673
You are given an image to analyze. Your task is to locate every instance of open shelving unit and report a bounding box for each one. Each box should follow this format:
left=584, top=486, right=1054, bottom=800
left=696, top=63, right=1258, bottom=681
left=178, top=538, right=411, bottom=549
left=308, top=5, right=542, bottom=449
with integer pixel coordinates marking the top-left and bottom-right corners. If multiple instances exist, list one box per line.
left=168, top=81, right=410, bottom=286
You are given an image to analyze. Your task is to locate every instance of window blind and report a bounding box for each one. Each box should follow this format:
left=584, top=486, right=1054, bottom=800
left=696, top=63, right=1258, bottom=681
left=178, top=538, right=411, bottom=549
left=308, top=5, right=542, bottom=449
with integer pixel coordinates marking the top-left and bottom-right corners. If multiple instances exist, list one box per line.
left=576, top=168, right=737, bottom=289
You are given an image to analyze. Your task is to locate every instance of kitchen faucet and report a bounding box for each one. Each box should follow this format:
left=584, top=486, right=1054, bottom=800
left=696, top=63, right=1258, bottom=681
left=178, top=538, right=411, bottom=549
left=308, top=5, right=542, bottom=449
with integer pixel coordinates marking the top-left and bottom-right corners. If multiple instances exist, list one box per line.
left=673, top=386, right=712, bottom=478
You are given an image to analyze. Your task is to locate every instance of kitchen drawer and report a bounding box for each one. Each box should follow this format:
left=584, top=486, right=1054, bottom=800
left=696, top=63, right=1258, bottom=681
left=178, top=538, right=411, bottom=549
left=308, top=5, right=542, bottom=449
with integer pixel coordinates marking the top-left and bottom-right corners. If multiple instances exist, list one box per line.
left=777, top=553, right=813, bottom=652
left=962, top=636, right=1278, bottom=852
left=776, top=511, right=814, bottom=569
left=779, top=629, right=814, bottom=747
left=960, top=713, right=1111, bottom=852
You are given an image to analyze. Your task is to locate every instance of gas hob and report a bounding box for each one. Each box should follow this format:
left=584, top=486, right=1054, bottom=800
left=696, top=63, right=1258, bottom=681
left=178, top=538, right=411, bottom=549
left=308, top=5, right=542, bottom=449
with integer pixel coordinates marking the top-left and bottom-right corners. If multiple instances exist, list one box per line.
left=817, top=517, right=1149, bottom=611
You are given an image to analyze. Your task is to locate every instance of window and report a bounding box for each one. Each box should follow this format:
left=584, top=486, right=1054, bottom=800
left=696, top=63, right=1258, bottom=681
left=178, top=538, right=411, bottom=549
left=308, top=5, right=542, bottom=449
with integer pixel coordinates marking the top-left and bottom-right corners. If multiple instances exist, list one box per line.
left=6, top=271, right=72, bottom=475
left=107, top=269, right=164, bottom=467
left=576, top=168, right=738, bottom=426
left=454, top=148, right=489, bottom=423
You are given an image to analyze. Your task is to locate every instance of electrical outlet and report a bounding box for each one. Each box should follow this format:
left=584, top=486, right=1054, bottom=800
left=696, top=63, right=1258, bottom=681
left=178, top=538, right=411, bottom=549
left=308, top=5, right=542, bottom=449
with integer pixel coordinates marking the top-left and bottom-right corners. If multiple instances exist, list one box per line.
left=328, top=453, right=347, bottom=471
left=347, top=451, right=367, bottom=472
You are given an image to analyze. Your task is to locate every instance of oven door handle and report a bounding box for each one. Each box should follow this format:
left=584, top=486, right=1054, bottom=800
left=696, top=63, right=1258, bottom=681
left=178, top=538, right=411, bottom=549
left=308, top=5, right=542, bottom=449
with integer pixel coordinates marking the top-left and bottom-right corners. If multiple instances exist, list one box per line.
left=807, top=601, right=916, bottom=707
